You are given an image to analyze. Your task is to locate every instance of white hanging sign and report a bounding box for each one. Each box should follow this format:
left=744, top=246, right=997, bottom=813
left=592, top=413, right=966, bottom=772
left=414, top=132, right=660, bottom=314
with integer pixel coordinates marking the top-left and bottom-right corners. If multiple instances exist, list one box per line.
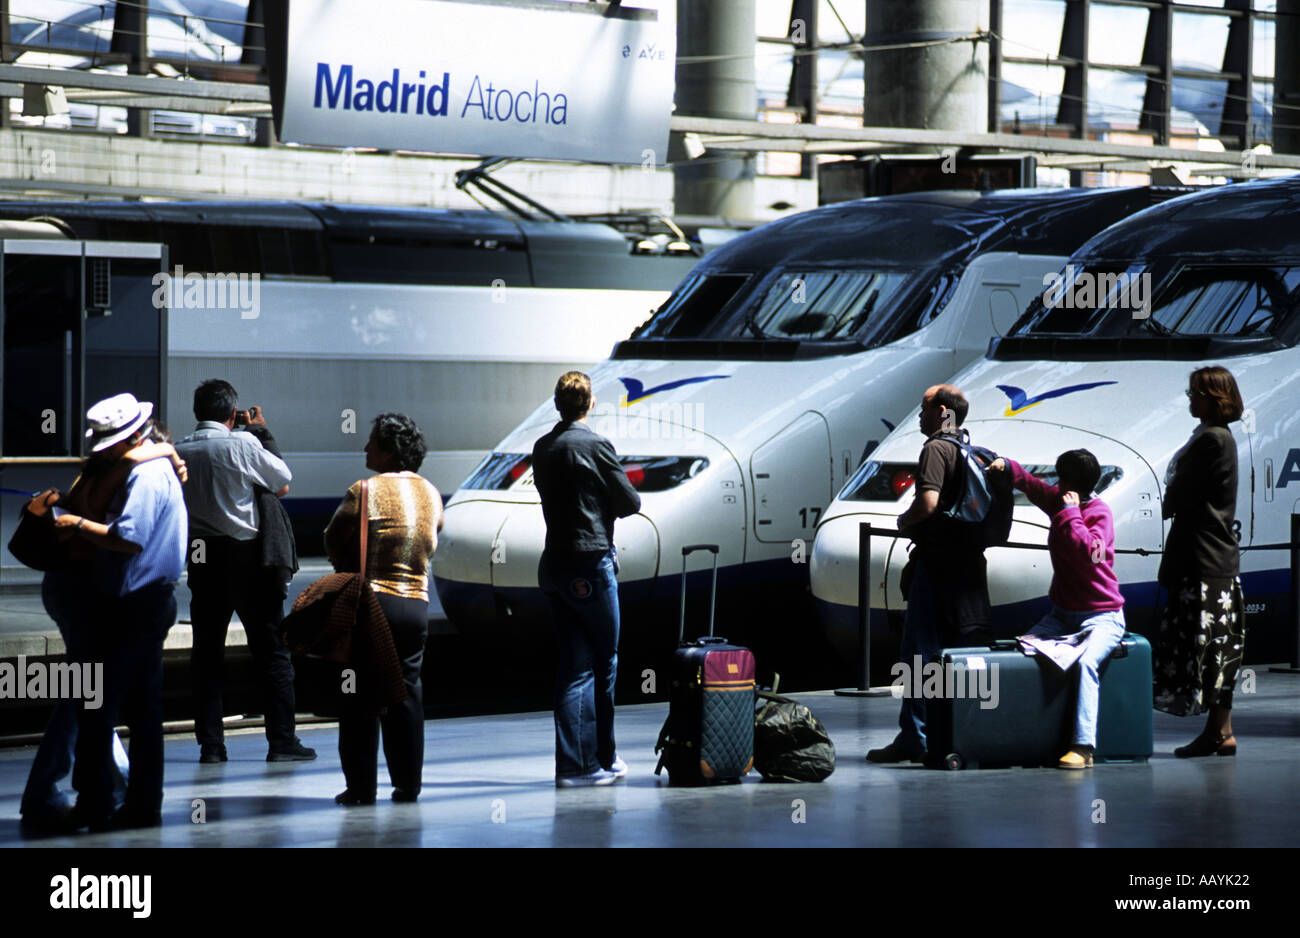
left=278, top=0, right=676, bottom=165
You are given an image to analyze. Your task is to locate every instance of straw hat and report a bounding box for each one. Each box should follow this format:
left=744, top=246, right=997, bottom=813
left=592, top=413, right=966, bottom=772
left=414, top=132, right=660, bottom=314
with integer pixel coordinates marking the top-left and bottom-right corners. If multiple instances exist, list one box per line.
left=85, top=392, right=153, bottom=453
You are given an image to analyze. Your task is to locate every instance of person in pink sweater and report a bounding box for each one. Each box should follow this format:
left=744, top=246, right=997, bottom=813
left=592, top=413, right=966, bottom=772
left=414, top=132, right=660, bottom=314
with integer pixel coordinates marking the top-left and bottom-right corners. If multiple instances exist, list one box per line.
left=992, top=449, right=1126, bottom=770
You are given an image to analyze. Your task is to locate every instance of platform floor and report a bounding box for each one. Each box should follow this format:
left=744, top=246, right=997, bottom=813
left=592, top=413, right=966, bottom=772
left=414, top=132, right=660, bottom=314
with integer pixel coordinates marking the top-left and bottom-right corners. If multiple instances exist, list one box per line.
left=3, top=670, right=1299, bottom=848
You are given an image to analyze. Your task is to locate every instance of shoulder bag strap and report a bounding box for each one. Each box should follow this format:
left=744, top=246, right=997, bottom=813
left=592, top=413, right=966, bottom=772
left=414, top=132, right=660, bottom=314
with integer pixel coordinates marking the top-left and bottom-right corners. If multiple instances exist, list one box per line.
left=359, top=478, right=369, bottom=586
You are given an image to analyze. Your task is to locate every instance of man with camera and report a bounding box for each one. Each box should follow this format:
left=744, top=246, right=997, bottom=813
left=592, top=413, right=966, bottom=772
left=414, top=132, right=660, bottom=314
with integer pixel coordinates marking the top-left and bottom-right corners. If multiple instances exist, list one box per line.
left=176, top=379, right=315, bottom=764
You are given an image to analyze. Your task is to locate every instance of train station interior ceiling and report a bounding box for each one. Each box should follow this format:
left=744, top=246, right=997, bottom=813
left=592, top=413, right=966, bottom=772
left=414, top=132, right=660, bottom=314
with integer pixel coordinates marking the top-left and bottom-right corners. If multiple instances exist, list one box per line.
left=1, top=1, right=1298, bottom=213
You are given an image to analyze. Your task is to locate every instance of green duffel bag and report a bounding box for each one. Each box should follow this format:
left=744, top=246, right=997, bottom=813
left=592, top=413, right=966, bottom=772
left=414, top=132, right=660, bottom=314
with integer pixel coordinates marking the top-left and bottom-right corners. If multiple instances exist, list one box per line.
left=754, top=690, right=835, bottom=782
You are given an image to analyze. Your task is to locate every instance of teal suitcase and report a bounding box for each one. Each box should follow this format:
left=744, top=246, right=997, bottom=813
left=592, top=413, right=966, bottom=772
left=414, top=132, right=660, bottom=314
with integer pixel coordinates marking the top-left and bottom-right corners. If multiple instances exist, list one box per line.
left=928, top=633, right=1153, bottom=769
left=1095, top=633, right=1154, bottom=762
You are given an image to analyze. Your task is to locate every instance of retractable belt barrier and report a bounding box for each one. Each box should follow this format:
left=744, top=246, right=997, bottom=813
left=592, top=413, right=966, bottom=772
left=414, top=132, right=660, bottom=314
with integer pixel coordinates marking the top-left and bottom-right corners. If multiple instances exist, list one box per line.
left=836, top=514, right=1300, bottom=695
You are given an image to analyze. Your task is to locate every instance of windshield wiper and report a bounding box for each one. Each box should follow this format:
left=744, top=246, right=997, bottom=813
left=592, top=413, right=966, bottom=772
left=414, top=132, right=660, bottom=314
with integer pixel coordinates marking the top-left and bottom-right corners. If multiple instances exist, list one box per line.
left=1142, top=317, right=1175, bottom=337
left=835, top=291, right=879, bottom=339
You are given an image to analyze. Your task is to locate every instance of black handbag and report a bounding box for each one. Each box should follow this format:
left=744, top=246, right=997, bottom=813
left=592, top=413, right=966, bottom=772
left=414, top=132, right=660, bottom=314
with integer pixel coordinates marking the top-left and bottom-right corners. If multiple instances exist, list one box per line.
left=7, top=491, right=66, bottom=572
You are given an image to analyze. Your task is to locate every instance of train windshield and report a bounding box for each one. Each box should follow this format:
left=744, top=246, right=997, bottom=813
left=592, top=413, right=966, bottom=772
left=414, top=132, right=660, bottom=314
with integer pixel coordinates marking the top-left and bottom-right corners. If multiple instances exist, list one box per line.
left=633, top=268, right=917, bottom=343
left=1012, top=263, right=1300, bottom=339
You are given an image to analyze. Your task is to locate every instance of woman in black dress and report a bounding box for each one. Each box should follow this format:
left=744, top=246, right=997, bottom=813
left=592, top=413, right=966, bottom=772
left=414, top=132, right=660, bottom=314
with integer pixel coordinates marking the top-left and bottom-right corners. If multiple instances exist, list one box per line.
left=1153, top=365, right=1246, bottom=756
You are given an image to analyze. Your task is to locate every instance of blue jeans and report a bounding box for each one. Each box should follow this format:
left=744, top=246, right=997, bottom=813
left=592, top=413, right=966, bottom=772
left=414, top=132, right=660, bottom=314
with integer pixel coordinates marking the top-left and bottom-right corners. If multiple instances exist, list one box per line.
left=1027, top=606, right=1126, bottom=747
left=74, top=582, right=176, bottom=824
left=21, top=573, right=129, bottom=819
left=895, top=557, right=942, bottom=755
left=539, top=549, right=619, bottom=777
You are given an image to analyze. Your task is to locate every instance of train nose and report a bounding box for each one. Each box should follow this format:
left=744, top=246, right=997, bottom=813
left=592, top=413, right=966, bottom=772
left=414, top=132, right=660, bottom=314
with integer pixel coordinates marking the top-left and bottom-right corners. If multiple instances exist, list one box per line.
left=810, top=511, right=902, bottom=660
left=432, top=499, right=517, bottom=633
left=811, top=510, right=1059, bottom=658
left=432, top=496, right=661, bottom=637
left=812, top=425, right=1164, bottom=659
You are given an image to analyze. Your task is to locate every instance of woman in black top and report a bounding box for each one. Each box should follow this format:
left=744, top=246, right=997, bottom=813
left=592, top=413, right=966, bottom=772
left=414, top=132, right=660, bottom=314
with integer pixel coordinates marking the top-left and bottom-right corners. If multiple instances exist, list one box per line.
left=1153, top=366, right=1246, bottom=757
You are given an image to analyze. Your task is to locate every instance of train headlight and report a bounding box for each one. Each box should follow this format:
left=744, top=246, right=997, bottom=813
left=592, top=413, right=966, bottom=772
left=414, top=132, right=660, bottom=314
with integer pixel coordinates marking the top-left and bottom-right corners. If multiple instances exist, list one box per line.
left=838, top=460, right=920, bottom=502
left=619, top=456, right=708, bottom=492
left=890, top=469, right=916, bottom=498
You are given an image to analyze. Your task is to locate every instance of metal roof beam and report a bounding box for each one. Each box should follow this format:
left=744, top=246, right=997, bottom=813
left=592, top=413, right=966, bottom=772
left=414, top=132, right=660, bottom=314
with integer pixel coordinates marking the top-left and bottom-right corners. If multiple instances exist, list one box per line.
left=671, top=114, right=1300, bottom=169
left=0, top=64, right=271, bottom=103
left=59, top=89, right=272, bottom=116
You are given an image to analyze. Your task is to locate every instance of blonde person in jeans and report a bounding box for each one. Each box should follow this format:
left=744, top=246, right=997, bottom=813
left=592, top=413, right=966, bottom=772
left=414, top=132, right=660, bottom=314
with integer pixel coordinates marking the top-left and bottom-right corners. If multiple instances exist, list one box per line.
left=325, top=413, right=442, bottom=805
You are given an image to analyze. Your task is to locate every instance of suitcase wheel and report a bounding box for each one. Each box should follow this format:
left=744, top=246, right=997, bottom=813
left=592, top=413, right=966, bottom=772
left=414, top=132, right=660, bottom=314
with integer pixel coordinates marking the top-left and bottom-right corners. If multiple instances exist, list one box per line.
left=943, top=752, right=965, bottom=771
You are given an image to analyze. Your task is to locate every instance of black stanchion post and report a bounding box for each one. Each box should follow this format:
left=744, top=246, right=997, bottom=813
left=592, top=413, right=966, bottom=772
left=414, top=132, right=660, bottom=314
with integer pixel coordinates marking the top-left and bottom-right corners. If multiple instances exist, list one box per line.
left=858, top=522, right=871, bottom=690
left=1269, top=513, right=1300, bottom=674
left=1293, top=513, right=1300, bottom=671
left=836, top=521, right=889, bottom=696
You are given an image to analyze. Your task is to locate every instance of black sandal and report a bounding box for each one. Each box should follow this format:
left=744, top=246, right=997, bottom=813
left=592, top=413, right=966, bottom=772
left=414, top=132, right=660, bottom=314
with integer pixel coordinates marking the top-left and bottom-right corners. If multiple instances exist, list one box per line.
left=1174, top=733, right=1237, bottom=758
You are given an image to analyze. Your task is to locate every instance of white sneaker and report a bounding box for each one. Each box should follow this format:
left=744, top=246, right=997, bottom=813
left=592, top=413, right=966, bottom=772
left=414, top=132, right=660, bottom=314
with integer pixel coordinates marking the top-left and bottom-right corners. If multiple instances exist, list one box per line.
left=556, top=768, right=618, bottom=788
left=607, top=755, right=628, bottom=778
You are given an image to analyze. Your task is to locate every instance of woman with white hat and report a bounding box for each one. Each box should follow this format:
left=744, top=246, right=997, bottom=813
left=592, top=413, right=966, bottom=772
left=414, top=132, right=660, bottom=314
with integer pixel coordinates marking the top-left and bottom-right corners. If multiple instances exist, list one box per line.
left=20, top=392, right=188, bottom=831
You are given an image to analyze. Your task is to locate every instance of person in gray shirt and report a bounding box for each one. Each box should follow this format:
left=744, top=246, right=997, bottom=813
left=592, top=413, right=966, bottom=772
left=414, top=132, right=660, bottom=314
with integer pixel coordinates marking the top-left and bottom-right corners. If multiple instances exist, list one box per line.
left=176, top=379, right=315, bottom=764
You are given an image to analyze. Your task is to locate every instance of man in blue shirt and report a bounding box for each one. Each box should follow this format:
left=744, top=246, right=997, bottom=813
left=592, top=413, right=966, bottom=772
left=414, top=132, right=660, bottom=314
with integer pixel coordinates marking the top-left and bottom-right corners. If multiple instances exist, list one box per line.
left=176, top=379, right=313, bottom=764
left=54, top=393, right=187, bottom=829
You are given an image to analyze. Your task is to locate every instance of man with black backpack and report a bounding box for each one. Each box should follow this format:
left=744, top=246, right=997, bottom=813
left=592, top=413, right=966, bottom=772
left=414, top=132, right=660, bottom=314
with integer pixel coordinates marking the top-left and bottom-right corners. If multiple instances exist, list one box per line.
left=867, top=384, right=994, bottom=764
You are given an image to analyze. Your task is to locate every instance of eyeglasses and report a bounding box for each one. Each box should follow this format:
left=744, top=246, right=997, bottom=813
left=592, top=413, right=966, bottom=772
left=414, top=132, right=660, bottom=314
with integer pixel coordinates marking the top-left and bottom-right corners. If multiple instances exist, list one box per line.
left=1185, top=388, right=1205, bottom=398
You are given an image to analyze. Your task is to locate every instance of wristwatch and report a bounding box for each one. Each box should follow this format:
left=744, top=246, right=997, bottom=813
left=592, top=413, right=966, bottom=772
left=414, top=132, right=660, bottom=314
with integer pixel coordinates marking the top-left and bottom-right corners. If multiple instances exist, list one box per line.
left=76, top=517, right=85, bottom=530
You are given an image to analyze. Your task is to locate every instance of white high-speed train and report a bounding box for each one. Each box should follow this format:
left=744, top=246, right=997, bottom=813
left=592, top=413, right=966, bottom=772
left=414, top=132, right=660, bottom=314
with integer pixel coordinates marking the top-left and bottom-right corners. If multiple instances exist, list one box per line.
left=431, top=186, right=1183, bottom=671
left=0, top=200, right=703, bottom=552
left=811, top=175, right=1300, bottom=667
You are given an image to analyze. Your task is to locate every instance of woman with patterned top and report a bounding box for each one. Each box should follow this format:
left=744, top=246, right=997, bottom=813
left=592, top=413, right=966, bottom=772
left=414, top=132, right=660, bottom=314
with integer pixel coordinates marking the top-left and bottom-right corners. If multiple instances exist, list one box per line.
left=324, top=413, right=443, bottom=804
left=1153, top=366, right=1246, bottom=757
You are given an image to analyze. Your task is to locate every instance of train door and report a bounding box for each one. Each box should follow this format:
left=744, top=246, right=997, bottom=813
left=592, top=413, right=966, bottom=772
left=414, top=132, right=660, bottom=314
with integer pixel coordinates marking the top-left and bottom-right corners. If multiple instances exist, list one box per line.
left=0, top=238, right=166, bottom=575
left=750, top=410, right=832, bottom=544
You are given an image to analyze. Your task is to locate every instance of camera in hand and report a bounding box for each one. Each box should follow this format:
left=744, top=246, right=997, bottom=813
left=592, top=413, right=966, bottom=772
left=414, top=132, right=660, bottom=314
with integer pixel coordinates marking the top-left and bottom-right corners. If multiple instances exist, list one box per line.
left=234, top=409, right=251, bottom=429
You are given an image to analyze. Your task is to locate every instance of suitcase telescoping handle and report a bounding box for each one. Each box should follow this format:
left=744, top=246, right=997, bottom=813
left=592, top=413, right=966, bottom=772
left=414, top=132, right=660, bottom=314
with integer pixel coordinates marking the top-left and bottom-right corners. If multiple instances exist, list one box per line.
left=679, top=544, right=720, bottom=644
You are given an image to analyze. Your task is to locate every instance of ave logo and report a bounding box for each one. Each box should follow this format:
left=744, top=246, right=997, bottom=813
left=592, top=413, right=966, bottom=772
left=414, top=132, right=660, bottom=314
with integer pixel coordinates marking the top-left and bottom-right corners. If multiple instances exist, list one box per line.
left=1279, top=448, right=1300, bottom=488
left=622, top=43, right=668, bottom=62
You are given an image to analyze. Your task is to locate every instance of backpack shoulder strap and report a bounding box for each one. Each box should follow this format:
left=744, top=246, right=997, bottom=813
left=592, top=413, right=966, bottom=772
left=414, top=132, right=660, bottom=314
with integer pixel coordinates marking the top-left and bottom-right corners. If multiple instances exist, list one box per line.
left=931, top=428, right=971, bottom=452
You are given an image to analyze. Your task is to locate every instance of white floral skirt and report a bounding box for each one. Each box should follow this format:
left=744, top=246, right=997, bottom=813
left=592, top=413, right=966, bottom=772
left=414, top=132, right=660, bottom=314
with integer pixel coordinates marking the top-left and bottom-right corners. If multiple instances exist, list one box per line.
left=1153, top=576, right=1246, bottom=716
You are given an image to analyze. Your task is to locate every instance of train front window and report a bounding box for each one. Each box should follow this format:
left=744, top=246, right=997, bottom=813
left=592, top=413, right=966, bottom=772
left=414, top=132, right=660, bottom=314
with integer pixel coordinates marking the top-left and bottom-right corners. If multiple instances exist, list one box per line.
left=741, top=270, right=913, bottom=341
left=1130, top=266, right=1300, bottom=337
left=1012, top=264, right=1300, bottom=338
left=1012, top=264, right=1140, bottom=335
left=635, top=273, right=752, bottom=338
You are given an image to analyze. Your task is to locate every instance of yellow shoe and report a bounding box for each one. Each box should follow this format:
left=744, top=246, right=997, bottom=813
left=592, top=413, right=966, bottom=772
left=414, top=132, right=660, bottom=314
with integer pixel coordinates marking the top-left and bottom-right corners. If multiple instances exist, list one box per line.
left=1058, top=746, right=1093, bottom=770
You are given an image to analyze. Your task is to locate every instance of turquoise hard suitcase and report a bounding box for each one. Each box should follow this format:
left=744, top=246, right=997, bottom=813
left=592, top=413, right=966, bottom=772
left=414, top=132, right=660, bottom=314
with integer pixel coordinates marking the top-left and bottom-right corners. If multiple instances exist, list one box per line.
left=1095, top=633, right=1154, bottom=762
left=928, top=632, right=1153, bottom=769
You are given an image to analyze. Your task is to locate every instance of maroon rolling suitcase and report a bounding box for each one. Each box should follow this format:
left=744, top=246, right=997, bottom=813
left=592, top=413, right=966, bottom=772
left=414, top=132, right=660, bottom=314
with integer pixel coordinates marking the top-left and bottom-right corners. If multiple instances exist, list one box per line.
left=654, top=545, right=756, bottom=785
